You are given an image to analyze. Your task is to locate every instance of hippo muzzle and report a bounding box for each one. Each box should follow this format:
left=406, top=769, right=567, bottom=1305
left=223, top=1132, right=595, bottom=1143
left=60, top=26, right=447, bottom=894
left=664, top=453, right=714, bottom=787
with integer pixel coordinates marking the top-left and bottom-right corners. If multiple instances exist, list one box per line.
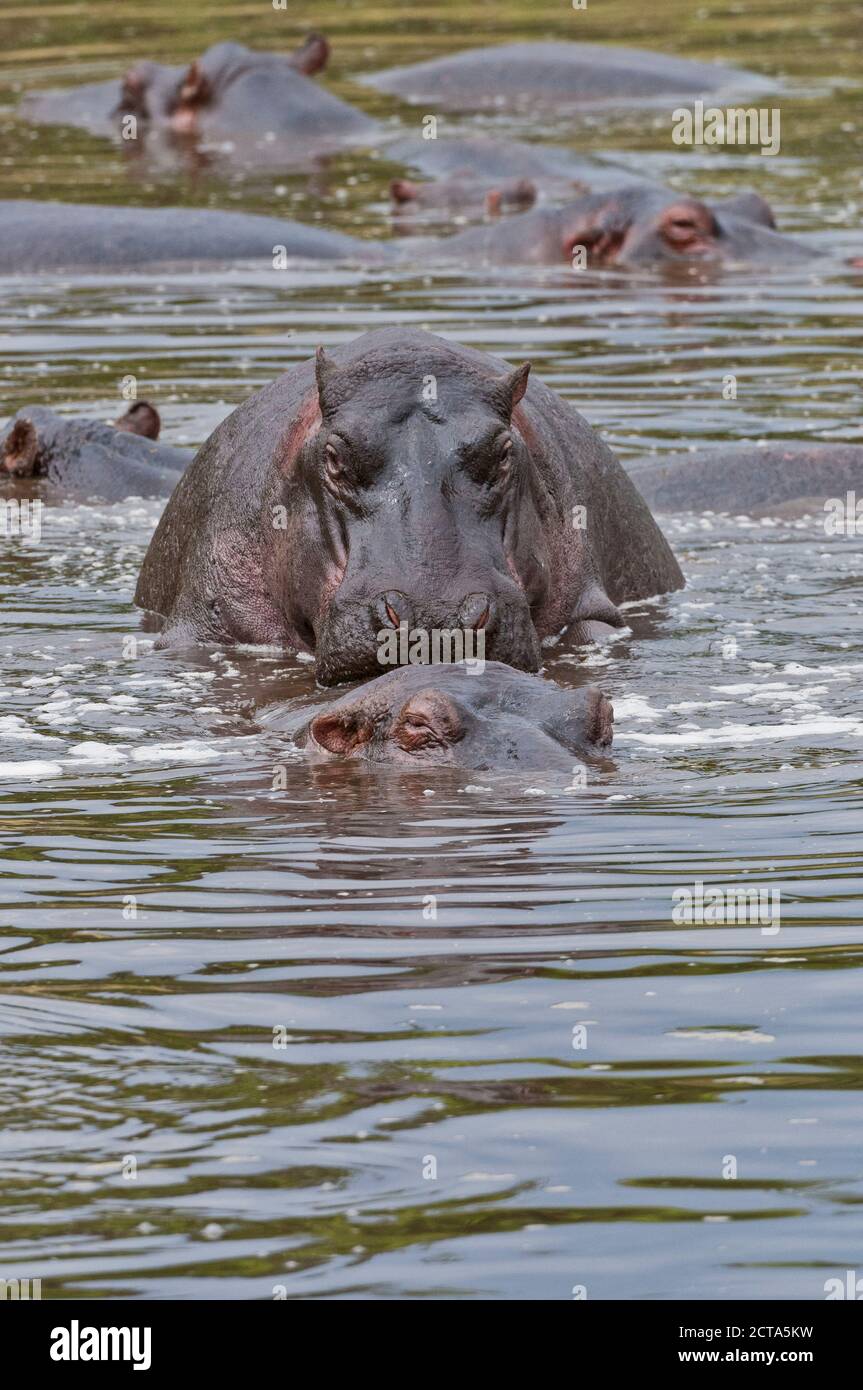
left=315, top=573, right=542, bottom=686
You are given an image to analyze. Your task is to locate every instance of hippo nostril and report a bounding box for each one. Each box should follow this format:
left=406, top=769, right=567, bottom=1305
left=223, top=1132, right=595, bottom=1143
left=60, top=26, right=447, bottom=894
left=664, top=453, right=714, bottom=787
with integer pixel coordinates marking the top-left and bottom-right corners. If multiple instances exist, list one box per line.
left=458, top=593, right=493, bottom=631
left=375, top=590, right=412, bottom=630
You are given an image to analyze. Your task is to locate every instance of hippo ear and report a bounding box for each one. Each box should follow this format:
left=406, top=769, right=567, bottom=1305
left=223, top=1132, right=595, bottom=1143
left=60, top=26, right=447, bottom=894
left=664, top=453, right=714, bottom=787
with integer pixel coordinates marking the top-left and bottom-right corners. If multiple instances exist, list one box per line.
left=315, top=346, right=338, bottom=414
left=585, top=688, right=614, bottom=747
left=390, top=179, right=419, bottom=205
left=178, top=60, right=211, bottom=108
left=309, top=708, right=373, bottom=756
left=499, top=362, right=530, bottom=418
left=292, top=32, right=330, bottom=76
left=114, top=401, right=161, bottom=440
left=2, top=419, right=39, bottom=477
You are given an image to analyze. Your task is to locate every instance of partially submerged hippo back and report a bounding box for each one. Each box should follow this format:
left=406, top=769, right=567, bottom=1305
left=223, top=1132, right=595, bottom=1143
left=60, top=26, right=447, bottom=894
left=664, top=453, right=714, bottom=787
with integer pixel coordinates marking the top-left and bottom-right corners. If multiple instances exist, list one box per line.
left=627, top=444, right=863, bottom=515
left=361, top=41, right=776, bottom=112
left=432, top=186, right=809, bottom=269
left=287, top=662, right=613, bottom=772
left=134, top=328, right=682, bottom=684
left=1, top=404, right=190, bottom=501
left=0, top=202, right=383, bottom=274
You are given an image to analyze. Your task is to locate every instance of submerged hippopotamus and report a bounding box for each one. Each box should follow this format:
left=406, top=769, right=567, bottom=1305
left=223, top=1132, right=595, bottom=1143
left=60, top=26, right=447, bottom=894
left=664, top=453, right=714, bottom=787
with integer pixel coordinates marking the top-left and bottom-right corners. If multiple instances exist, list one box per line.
left=361, top=41, right=776, bottom=112
left=0, top=201, right=382, bottom=274
left=391, top=175, right=537, bottom=222
left=134, top=328, right=683, bottom=684
left=1, top=403, right=190, bottom=500
left=22, top=36, right=376, bottom=166
left=627, top=443, right=863, bottom=516
left=428, top=186, right=808, bottom=269
left=276, top=662, right=613, bottom=771
left=381, top=134, right=621, bottom=188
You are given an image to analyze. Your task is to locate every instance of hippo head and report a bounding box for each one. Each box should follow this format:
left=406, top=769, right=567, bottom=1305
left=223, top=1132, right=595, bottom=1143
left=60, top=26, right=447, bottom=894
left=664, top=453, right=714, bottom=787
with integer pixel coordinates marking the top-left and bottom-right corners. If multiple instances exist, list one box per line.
left=390, top=176, right=537, bottom=218
left=286, top=344, right=553, bottom=685
left=118, top=35, right=329, bottom=133
left=301, top=662, right=613, bottom=772
left=559, top=187, right=804, bottom=268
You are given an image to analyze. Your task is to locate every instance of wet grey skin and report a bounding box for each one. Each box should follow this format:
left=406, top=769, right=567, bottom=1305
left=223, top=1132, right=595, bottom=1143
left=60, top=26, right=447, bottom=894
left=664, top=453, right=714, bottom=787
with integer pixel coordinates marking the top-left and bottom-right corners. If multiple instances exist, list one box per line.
left=380, top=134, right=633, bottom=191
left=277, top=661, right=614, bottom=772
left=0, top=202, right=388, bottom=274
left=134, top=327, right=683, bottom=685
left=419, top=186, right=811, bottom=269
left=1, top=404, right=190, bottom=501
left=21, top=37, right=377, bottom=157
left=360, top=40, right=778, bottom=112
left=626, top=444, right=863, bottom=515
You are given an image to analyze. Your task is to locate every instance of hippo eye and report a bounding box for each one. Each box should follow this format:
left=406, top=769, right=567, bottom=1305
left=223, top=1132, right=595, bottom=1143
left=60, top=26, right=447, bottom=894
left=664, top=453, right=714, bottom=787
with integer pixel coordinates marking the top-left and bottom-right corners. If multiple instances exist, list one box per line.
left=324, top=441, right=344, bottom=478
left=497, top=436, right=514, bottom=473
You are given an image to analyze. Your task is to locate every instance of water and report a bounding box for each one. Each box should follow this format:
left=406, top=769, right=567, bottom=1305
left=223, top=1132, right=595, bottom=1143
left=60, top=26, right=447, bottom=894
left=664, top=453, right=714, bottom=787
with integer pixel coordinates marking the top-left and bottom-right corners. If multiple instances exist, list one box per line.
left=1, top=0, right=862, bottom=1300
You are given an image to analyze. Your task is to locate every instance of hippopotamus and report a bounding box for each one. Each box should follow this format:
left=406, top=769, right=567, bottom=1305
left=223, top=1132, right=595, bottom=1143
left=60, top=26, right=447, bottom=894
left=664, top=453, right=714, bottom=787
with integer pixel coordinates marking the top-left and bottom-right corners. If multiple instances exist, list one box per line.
left=0, top=201, right=384, bottom=274
left=271, top=661, right=613, bottom=772
left=390, top=175, right=537, bottom=222
left=1, top=403, right=190, bottom=500
left=360, top=41, right=776, bottom=112
left=427, top=186, right=809, bottom=269
left=381, top=134, right=622, bottom=189
left=134, top=328, right=683, bottom=684
left=627, top=443, right=863, bottom=516
left=21, top=36, right=376, bottom=166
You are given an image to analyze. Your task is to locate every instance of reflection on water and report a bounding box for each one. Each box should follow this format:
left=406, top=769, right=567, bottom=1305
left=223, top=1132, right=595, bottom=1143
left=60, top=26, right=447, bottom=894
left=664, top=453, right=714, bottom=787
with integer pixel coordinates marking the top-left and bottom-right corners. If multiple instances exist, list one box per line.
left=0, top=0, right=862, bottom=1300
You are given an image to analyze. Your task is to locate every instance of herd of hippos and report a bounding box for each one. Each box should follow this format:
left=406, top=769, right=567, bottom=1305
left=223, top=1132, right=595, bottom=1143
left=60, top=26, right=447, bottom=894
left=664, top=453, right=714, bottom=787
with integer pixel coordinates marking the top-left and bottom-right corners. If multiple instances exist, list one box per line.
left=4, top=33, right=862, bottom=773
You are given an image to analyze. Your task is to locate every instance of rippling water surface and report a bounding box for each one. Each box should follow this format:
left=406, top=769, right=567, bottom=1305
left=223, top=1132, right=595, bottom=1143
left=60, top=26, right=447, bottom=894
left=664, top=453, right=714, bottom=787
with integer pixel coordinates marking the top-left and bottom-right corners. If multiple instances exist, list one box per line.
left=0, top=0, right=862, bottom=1300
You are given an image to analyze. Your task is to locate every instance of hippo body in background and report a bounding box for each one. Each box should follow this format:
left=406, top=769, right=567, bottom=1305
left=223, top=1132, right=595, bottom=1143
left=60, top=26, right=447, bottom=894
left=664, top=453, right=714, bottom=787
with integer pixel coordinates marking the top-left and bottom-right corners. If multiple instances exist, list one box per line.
left=266, top=661, right=613, bottom=771
left=21, top=37, right=377, bottom=166
left=1, top=404, right=190, bottom=501
left=134, top=328, right=682, bottom=685
left=627, top=444, right=863, bottom=516
left=0, top=202, right=384, bottom=274
left=381, top=135, right=622, bottom=188
left=361, top=41, right=776, bottom=112
left=427, top=186, right=809, bottom=269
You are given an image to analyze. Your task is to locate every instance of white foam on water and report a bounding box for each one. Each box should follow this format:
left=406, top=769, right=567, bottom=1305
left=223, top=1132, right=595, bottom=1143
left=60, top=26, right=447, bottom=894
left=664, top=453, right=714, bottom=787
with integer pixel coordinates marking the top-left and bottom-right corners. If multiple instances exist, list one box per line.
left=619, top=716, right=863, bottom=747
left=0, top=760, right=63, bottom=779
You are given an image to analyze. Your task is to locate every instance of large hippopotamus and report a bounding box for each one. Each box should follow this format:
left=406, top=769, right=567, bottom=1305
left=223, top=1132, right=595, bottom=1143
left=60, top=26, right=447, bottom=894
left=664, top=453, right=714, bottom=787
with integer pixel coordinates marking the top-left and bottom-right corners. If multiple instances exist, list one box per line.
left=1, top=403, right=190, bottom=500
left=627, top=443, right=863, bottom=516
left=427, top=186, right=809, bottom=269
left=0, top=201, right=383, bottom=274
left=360, top=41, right=776, bottom=112
left=134, top=328, right=683, bottom=684
left=21, top=36, right=376, bottom=166
left=267, top=661, right=613, bottom=771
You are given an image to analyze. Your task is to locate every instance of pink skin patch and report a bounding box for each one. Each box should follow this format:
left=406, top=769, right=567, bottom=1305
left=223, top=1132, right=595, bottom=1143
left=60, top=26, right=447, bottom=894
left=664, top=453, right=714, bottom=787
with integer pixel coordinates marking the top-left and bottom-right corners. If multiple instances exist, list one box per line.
left=277, top=389, right=321, bottom=477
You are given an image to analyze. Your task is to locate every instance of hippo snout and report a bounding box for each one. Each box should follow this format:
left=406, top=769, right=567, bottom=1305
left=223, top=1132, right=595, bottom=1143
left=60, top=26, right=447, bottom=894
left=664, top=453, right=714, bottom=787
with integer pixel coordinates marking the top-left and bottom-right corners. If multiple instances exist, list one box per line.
left=315, top=584, right=540, bottom=686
